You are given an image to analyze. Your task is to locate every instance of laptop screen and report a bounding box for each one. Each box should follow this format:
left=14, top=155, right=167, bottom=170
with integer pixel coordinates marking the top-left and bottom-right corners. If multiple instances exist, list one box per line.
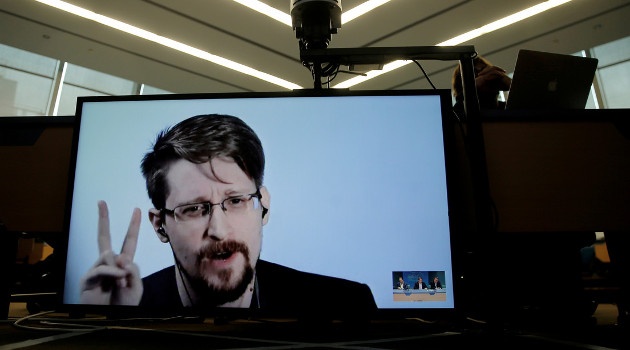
left=59, top=89, right=460, bottom=319
left=505, top=49, right=598, bottom=110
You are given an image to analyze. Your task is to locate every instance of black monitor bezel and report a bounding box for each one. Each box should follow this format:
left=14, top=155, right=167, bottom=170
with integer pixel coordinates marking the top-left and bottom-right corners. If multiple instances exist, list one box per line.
left=54, top=88, right=468, bottom=322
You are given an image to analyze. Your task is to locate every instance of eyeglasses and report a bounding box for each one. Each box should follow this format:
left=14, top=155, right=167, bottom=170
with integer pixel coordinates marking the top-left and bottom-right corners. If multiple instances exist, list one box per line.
left=161, top=189, right=262, bottom=223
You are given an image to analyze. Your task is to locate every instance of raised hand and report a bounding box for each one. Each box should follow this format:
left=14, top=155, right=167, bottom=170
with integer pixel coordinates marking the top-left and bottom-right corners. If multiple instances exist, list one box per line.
left=79, top=200, right=143, bottom=305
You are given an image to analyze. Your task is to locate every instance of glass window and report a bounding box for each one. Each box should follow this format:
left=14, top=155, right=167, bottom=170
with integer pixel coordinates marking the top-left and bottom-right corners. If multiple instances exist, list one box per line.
left=56, top=64, right=139, bottom=115
left=56, top=85, right=107, bottom=116
left=0, top=43, right=57, bottom=77
left=0, top=44, right=57, bottom=116
left=591, top=36, right=630, bottom=67
left=141, top=84, right=172, bottom=95
left=0, top=67, right=55, bottom=116
left=584, top=86, right=599, bottom=109
left=591, top=36, right=630, bottom=108
left=63, top=63, right=136, bottom=96
left=597, top=63, right=630, bottom=108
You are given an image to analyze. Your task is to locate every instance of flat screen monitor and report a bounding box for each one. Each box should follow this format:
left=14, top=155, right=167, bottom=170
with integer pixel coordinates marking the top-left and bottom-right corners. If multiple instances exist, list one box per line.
left=0, top=116, right=74, bottom=238
left=58, top=89, right=461, bottom=321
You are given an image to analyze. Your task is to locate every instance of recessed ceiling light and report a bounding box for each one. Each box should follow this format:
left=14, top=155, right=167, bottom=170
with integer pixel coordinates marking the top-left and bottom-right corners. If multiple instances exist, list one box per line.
left=334, top=0, right=574, bottom=88
left=232, top=0, right=392, bottom=25
left=34, top=0, right=574, bottom=91
left=34, top=0, right=303, bottom=90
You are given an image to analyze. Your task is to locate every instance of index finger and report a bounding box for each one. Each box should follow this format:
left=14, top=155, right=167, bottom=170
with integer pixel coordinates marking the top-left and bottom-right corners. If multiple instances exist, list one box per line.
left=120, top=207, right=141, bottom=261
left=97, top=200, right=113, bottom=254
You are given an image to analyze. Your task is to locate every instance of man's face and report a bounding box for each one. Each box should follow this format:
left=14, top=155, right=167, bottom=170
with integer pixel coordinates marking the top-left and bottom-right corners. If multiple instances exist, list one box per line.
left=153, top=157, right=269, bottom=302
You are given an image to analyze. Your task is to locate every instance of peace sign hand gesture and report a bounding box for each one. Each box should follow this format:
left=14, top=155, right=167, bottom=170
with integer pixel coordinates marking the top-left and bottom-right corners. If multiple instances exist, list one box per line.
left=79, top=201, right=143, bottom=305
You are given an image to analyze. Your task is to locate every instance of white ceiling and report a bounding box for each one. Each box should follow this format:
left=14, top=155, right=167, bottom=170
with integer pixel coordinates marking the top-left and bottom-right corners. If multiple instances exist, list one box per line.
left=1, top=0, right=629, bottom=93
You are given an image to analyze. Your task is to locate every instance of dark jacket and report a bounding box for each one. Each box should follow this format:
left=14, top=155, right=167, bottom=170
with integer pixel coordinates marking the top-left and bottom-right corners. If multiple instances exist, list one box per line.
left=430, top=280, right=443, bottom=289
left=414, top=281, right=427, bottom=289
left=140, top=260, right=376, bottom=319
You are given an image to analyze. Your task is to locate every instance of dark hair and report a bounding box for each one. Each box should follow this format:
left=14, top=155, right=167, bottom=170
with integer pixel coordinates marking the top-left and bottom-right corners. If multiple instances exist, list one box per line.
left=451, top=55, right=492, bottom=101
left=141, top=114, right=265, bottom=209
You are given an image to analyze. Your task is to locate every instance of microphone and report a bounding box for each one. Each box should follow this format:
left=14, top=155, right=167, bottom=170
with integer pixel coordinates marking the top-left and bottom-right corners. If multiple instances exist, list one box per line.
left=164, top=234, right=195, bottom=307
left=157, top=226, right=169, bottom=242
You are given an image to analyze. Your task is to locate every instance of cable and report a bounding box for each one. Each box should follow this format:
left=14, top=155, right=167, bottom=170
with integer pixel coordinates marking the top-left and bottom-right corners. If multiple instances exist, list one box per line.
left=11, top=309, right=202, bottom=333
left=406, top=317, right=437, bottom=324
left=307, top=62, right=341, bottom=88
left=321, top=65, right=340, bottom=86
left=412, top=60, right=437, bottom=90
left=169, top=241, right=196, bottom=307
left=12, top=310, right=103, bottom=332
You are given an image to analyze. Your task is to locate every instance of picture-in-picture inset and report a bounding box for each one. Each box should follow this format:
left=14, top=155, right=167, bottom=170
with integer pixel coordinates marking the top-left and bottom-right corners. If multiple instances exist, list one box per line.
left=392, top=271, right=446, bottom=302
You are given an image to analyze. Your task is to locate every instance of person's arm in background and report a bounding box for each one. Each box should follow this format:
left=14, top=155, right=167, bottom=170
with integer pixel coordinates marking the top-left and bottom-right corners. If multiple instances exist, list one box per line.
left=474, top=64, right=512, bottom=109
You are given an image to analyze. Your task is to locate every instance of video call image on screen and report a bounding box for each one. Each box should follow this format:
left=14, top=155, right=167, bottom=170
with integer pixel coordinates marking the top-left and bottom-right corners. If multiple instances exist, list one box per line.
left=392, top=271, right=447, bottom=302
left=62, top=91, right=456, bottom=311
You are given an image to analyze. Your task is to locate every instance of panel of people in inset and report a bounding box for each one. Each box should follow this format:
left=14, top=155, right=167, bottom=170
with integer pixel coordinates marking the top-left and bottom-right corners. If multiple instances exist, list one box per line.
left=392, top=271, right=446, bottom=302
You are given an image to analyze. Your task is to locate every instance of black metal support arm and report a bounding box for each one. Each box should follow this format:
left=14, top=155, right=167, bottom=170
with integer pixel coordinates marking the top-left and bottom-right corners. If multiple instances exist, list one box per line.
left=300, top=45, right=497, bottom=327
left=300, top=45, right=480, bottom=120
left=299, top=45, right=491, bottom=233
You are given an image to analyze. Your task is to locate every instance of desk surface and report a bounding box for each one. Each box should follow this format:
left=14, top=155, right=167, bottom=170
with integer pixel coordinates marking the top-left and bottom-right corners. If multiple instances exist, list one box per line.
left=1, top=307, right=626, bottom=350
left=393, top=289, right=447, bottom=294
left=392, top=289, right=447, bottom=302
left=2, top=302, right=627, bottom=349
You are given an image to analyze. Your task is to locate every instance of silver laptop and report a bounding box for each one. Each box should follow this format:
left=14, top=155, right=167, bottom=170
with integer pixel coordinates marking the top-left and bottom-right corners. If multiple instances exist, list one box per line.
left=505, top=49, right=598, bottom=110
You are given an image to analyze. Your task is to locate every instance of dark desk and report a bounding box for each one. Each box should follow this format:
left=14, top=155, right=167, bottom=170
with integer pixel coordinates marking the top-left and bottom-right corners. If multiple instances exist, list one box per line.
left=393, top=289, right=447, bottom=301
left=1, top=304, right=626, bottom=350
left=481, top=109, right=630, bottom=233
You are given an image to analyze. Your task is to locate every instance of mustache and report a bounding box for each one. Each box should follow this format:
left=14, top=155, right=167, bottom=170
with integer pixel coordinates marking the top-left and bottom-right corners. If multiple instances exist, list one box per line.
left=197, top=240, right=250, bottom=262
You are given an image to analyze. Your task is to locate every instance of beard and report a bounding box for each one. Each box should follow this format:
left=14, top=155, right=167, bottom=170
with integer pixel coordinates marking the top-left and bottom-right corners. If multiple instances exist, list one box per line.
left=179, top=239, right=256, bottom=307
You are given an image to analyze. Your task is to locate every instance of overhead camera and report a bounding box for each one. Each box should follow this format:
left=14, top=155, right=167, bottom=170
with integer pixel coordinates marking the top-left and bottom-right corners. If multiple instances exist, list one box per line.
left=290, top=0, right=342, bottom=50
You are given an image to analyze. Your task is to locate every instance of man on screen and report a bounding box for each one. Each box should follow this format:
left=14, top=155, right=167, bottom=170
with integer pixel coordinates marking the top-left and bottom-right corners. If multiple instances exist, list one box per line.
left=414, top=277, right=427, bottom=290
left=79, top=114, right=376, bottom=316
left=430, top=276, right=443, bottom=290
left=395, top=276, right=408, bottom=290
